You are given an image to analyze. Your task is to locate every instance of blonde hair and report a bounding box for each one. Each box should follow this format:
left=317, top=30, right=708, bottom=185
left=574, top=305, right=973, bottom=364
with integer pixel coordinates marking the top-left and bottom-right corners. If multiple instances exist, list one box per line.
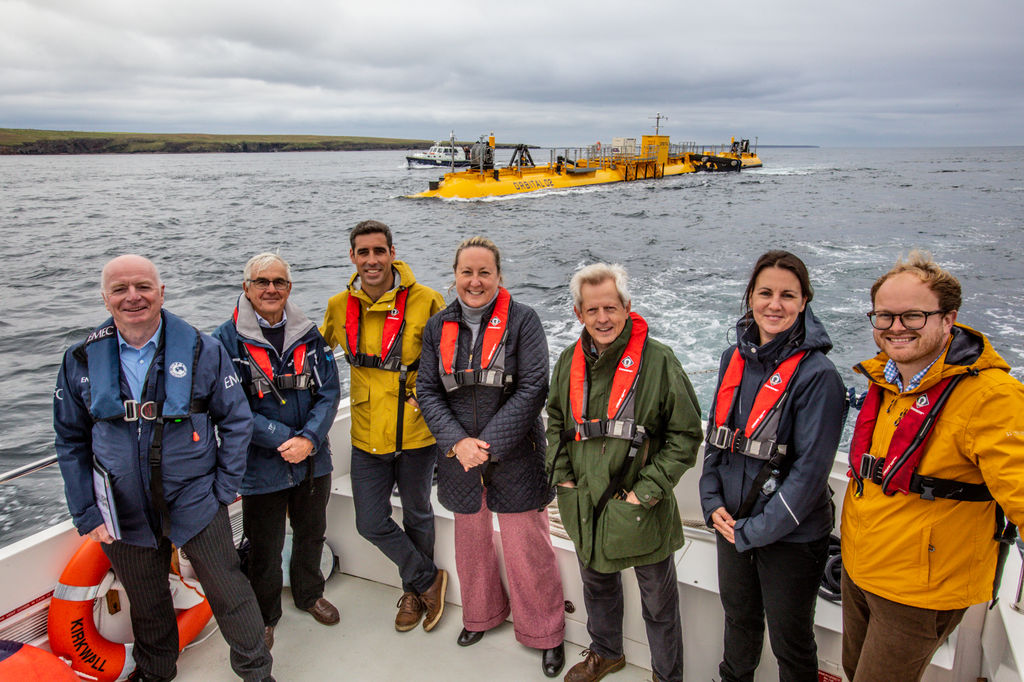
left=570, top=263, right=630, bottom=308
left=870, top=250, right=961, bottom=312
left=452, top=236, right=502, bottom=277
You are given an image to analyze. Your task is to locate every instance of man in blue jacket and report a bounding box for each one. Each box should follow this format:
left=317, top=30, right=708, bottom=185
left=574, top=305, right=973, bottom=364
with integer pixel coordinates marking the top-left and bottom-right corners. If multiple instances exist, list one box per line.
left=53, top=254, right=273, bottom=682
left=213, top=253, right=341, bottom=650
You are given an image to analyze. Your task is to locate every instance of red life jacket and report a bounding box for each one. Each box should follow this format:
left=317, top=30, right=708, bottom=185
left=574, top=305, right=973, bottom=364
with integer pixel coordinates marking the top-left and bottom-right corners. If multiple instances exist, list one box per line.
left=438, top=287, right=512, bottom=392
left=564, top=312, right=647, bottom=444
left=232, top=307, right=311, bottom=401
left=344, top=288, right=409, bottom=371
left=848, top=374, right=973, bottom=497
left=343, top=287, right=417, bottom=455
left=848, top=363, right=1014, bottom=604
left=706, top=348, right=806, bottom=460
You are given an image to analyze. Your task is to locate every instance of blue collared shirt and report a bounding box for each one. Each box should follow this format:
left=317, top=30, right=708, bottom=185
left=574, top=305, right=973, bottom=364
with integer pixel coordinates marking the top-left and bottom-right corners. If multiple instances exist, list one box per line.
left=118, top=323, right=162, bottom=400
left=255, top=310, right=287, bottom=329
left=884, top=354, right=941, bottom=393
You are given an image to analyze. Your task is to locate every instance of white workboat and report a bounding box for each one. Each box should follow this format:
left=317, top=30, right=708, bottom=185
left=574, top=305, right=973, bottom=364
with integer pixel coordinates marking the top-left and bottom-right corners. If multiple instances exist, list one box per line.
left=406, top=140, right=471, bottom=168
left=2, top=398, right=1023, bottom=681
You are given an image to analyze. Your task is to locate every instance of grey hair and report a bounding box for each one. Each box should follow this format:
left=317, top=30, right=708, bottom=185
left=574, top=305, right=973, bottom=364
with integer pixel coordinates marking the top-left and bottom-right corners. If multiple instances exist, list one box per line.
left=570, top=263, right=630, bottom=308
left=243, top=253, right=292, bottom=282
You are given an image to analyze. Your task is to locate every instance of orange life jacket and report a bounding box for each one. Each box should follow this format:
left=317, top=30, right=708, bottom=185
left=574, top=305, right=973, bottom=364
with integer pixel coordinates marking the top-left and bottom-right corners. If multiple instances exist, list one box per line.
left=232, top=307, right=311, bottom=402
left=438, top=287, right=512, bottom=392
left=847, top=374, right=992, bottom=501
left=344, top=288, right=409, bottom=371
left=343, top=288, right=417, bottom=454
left=706, top=348, right=806, bottom=460
left=563, top=312, right=647, bottom=445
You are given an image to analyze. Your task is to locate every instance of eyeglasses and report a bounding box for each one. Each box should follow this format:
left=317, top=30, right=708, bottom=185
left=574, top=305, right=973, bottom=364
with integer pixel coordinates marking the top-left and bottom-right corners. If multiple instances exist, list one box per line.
left=247, top=278, right=291, bottom=290
left=866, top=310, right=944, bottom=330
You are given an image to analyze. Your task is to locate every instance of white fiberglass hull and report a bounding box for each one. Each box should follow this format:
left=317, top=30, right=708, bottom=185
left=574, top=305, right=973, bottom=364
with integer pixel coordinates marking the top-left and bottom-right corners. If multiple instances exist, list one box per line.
left=2, top=399, right=1023, bottom=681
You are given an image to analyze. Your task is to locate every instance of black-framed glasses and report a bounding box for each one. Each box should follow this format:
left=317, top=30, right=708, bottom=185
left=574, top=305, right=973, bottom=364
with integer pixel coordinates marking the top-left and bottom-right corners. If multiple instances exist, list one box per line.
left=247, top=278, right=291, bottom=290
left=866, top=310, right=944, bottom=330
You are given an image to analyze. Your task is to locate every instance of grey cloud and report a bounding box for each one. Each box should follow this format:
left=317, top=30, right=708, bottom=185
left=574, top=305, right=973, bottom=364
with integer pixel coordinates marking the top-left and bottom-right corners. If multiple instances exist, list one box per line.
left=2, top=0, right=1022, bottom=146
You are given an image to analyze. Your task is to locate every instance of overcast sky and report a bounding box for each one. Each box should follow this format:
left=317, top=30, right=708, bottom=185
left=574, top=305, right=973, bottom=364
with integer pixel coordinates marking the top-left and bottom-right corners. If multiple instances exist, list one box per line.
left=2, top=0, right=1022, bottom=147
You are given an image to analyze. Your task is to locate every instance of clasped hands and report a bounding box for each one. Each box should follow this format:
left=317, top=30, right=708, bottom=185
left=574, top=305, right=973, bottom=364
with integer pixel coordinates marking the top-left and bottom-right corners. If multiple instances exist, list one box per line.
left=710, top=506, right=737, bottom=544
left=452, top=437, right=490, bottom=472
left=279, top=435, right=314, bottom=463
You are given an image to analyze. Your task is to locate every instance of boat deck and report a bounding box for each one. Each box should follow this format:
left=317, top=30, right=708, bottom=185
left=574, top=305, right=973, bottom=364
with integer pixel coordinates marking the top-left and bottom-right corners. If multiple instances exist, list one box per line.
left=178, top=572, right=655, bottom=682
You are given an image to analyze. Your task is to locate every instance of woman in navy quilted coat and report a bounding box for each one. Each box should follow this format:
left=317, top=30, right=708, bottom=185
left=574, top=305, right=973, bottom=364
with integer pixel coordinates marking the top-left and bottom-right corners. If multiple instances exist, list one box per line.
left=417, top=236, right=565, bottom=677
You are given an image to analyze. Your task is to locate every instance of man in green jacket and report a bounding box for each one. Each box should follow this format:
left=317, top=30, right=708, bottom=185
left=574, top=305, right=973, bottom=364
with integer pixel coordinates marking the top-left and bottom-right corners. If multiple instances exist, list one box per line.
left=547, top=263, right=702, bottom=682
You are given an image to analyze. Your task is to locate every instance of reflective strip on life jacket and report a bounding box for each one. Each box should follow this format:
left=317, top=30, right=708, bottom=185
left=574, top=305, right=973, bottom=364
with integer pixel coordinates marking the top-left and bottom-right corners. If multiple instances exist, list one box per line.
left=439, top=287, right=512, bottom=392
left=566, top=312, right=647, bottom=442
left=848, top=374, right=966, bottom=496
left=344, top=288, right=409, bottom=371
left=707, top=349, right=806, bottom=460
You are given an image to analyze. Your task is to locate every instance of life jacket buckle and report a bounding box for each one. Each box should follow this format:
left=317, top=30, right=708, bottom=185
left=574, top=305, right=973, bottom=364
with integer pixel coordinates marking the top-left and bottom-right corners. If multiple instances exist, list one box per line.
left=123, top=400, right=159, bottom=422
left=576, top=419, right=605, bottom=440
left=859, top=454, right=883, bottom=484
left=275, top=373, right=312, bottom=391
left=918, top=480, right=936, bottom=501
left=709, top=425, right=736, bottom=450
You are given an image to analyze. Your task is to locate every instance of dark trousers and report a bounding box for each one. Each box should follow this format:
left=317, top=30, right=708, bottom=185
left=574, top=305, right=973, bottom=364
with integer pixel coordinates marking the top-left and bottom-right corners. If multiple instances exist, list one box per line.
left=103, top=505, right=272, bottom=681
left=350, top=445, right=438, bottom=594
left=578, top=554, right=683, bottom=682
left=841, top=569, right=966, bottom=682
left=716, top=534, right=829, bottom=682
left=242, top=473, right=332, bottom=627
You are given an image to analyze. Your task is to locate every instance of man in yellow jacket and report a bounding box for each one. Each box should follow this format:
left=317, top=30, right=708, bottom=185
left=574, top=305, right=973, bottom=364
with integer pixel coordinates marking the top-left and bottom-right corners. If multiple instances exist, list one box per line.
left=841, top=251, right=1024, bottom=681
left=321, top=220, right=448, bottom=633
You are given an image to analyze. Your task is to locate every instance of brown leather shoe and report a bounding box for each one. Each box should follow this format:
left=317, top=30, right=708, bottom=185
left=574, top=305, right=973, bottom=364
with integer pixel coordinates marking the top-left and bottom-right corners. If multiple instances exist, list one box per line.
left=564, top=648, right=626, bottom=682
left=305, top=597, right=340, bottom=625
left=263, top=625, right=274, bottom=651
left=395, top=591, right=424, bottom=632
left=418, top=568, right=448, bottom=632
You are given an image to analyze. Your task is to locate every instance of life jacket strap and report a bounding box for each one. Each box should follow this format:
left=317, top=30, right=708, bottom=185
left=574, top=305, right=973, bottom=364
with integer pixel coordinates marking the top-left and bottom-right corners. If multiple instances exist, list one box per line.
left=275, top=373, right=312, bottom=390
left=123, top=398, right=209, bottom=422
left=858, top=456, right=993, bottom=502
left=564, top=419, right=642, bottom=443
left=707, top=425, right=787, bottom=461
left=440, top=368, right=513, bottom=392
left=346, top=353, right=406, bottom=372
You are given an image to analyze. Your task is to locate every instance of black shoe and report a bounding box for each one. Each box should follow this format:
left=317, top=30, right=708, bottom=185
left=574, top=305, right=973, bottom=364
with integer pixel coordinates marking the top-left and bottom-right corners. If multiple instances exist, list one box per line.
left=542, top=643, right=565, bottom=677
left=457, top=627, right=484, bottom=646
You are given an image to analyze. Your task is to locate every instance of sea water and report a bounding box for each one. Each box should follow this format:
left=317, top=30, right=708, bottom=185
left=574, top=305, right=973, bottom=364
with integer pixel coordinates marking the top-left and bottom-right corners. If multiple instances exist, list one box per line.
left=2, top=146, right=1022, bottom=547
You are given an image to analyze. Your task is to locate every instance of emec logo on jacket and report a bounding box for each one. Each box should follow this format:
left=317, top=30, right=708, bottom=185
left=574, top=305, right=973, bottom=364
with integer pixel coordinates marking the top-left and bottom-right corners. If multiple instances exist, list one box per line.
left=489, top=316, right=501, bottom=327
left=621, top=356, right=634, bottom=369
left=769, top=373, right=782, bottom=386
left=389, top=308, right=400, bottom=317
left=169, top=362, right=188, bottom=379
left=916, top=394, right=930, bottom=408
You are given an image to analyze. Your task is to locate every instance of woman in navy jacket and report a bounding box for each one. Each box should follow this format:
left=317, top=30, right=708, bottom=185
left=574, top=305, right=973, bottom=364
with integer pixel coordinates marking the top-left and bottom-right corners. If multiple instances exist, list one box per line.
left=416, top=237, right=565, bottom=677
left=213, top=253, right=341, bottom=647
left=699, top=250, right=846, bottom=682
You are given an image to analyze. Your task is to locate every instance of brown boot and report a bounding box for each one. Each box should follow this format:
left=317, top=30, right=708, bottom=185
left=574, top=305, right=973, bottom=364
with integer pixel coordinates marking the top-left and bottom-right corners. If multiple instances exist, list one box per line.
left=395, top=591, right=423, bottom=632
left=418, top=568, right=448, bottom=632
left=564, top=648, right=626, bottom=682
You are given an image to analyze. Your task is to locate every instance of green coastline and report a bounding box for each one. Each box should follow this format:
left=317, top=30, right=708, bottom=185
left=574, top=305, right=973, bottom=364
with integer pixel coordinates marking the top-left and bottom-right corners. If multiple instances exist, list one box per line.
left=0, top=128, right=440, bottom=155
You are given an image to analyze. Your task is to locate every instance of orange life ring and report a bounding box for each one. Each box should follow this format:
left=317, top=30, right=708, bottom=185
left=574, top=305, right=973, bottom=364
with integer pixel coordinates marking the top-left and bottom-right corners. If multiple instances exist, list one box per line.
left=0, top=639, right=79, bottom=681
left=47, top=538, right=213, bottom=681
